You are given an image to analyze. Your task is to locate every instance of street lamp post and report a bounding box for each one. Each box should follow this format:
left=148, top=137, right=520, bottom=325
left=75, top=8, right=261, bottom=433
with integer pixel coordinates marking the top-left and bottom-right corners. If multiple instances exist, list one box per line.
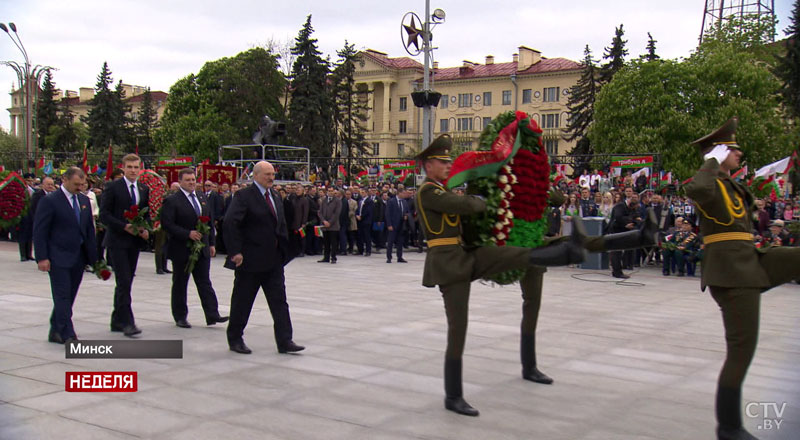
left=402, top=1, right=445, bottom=153
left=1, top=23, right=51, bottom=173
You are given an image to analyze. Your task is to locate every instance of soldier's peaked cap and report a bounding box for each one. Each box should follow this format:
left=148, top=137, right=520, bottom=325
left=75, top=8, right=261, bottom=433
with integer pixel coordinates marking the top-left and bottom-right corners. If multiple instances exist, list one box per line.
left=415, top=134, right=453, bottom=162
left=691, top=117, right=740, bottom=154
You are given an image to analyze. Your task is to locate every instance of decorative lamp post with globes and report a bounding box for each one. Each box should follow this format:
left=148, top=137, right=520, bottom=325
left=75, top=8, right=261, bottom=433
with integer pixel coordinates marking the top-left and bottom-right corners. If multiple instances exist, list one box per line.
left=401, top=2, right=446, bottom=159
left=1, top=22, right=53, bottom=173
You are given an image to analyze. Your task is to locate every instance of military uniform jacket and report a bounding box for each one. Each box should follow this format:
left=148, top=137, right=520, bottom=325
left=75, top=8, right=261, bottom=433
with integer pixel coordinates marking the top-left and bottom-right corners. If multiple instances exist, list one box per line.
left=415, top=177, right=485, bottom=287
left=684, top=159, right=770, bottom=290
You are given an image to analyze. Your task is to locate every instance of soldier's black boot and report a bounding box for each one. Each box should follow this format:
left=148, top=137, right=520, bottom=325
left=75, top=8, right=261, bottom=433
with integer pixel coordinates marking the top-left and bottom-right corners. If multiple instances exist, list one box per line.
left=155, top=254, right=165, bottom=275
left=598, top=208, right=659, bottom=251
left=521, top=333, right=553, bottom=384
left=716, top=386, right=758, bottom=440
left=444, top=358, right=479, bottom=417
left=528, top=217, right=587, bottom=266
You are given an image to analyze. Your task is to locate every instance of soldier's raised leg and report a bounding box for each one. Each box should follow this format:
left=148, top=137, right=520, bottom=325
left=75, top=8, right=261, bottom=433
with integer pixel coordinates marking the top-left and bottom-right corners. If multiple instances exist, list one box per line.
left=519, top=268, right=552, bottom=384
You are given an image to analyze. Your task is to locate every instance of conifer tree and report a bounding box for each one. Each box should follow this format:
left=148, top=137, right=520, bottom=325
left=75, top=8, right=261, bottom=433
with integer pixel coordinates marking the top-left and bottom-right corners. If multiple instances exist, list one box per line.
left=36, top=69, right=58, bottom=150
left=135, top=88, right=158, bottom=154
left=83, top=62, right=128, bottom=150
left=565, top=45, right=599, bottom=161
left=598, top=24, right=629, bottom=85
left=288, top=15, right=334, bottom=158
left=331, top=41, right=370, bottom=175
left=775, top=0, right=800, bottom=119
left=645, top=32, right=660, bottom=61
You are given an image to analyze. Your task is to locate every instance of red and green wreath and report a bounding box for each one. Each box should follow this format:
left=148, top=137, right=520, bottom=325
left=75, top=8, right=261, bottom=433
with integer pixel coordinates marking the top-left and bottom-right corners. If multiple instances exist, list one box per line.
left=139, top=170, right=167, bottom=228
left=447, top=111, right=550, bottom=285
left=0, top=171, right=30, bottom=230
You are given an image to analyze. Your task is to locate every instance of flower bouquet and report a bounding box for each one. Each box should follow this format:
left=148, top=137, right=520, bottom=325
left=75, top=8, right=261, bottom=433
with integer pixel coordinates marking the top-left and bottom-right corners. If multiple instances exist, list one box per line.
left=92, top=260, right=113, bottom=281
left=185, top=215, right=211, bottom=273
left=123, top=204, right=152, bottom=233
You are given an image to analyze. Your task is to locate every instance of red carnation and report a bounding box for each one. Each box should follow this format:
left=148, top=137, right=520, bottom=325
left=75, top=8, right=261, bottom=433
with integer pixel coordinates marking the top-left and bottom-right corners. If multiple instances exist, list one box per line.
left=123, top=211, right=136, bottom=220
left=198, top=215, right=210, bottom=223
left=100, top=269, right=112, bottom=281
left=130, top=204, right=139, bottom=214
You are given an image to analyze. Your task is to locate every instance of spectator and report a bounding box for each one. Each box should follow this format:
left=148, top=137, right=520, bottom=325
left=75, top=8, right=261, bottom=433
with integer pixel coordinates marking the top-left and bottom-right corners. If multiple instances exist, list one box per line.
left=598, top=192, right=614, bottom=222
left=578, top=187, right=598, bottom=217
left=344, top=190, right=358, bottom=254
left=754, top=199, right=770, bottom=236
left=561, top=193, right=579, bottom=236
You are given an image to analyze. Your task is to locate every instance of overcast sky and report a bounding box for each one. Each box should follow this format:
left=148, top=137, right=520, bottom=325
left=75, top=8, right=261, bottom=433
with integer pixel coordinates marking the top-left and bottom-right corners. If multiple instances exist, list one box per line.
left=0, top=0, right=794, bottom=132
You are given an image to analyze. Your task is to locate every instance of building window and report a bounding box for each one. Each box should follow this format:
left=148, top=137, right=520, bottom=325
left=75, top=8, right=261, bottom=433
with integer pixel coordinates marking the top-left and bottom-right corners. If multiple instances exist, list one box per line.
left=483, top=117, right=492, bottom=129
left=372, top=143, right=380, bottom=155
left=483, top=92, right=492, bottom=106
left=440, top=94, right=448, bottom=109
left=544, top=139, right=558, bottom=155
left=457, top=117, right=473, bottom=131
left=389, top=98, right=392, bottom=111
left=440, top=119, right=449, bottom=132
left=522, top=89, right=532, bottom=104
left=398, top=143, right=405, bottom=156
left=458, top=93, right=472, bottom=108
left=399, top=97, right=407, bottom=111
left=543, top=87, right=560, bottom=102
left=399, top=120, right=407, bottom=134
left=542, top=113, right=560, bottom=129
left=502, top=90, right=512, bottom=105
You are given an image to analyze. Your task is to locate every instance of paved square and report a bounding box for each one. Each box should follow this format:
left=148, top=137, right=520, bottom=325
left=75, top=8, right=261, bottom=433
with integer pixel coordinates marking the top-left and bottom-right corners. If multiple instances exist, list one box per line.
left=0, top=241, right=798, bottom=439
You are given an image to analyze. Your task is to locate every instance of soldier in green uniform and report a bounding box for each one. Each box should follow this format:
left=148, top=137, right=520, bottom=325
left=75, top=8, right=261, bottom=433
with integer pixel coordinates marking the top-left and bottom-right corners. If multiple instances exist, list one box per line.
left=684, top=117, right=800, bottom=440
left=416, top=134, right=658, bottom=417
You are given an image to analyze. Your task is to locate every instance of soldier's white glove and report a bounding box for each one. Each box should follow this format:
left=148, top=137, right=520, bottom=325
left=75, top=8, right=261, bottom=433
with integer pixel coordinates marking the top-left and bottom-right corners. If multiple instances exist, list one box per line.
left=703, top=144, right=730, bottom=164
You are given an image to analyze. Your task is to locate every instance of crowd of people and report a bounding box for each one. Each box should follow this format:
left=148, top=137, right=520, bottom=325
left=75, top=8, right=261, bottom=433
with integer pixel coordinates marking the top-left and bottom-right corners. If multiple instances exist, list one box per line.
left=549, top=173, right=800, bottom=279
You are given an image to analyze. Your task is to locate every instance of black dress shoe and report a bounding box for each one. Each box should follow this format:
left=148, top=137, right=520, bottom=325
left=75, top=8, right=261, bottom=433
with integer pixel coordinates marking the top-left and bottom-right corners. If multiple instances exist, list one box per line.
left=156, top=269, right=165, bottom=274
left=206, top=316, right=229, bottom=326
left=612, top=273, right=631, bottom=279
left=48, top=332, right=65, bottom=344
left=330, top=259, right=337, bottom=264
left=229, top=341, right=252, bottom=354
left=277, top=341, right=305, bottom=354
left=317, top=258, right=330, bottom=263
left=397, top=258, right=408, bottom=263
left=523, top=367, right=554, bottom=384
left=123, top=325, right=142, bottom=337
left=110, top=323, right=124, bottom=332
left=386, top=259, right=392, bottom=263
left=175, top=319, right=192, bottom=328
left=444, top=396, right=479, bottom=416
left=163, top=268, right=172, bottom=274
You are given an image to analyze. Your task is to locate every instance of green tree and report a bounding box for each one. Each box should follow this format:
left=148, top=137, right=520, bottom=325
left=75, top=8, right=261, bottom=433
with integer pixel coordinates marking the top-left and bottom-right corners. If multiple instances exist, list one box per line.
left=134, top=88, right=158, bottom=155
left=82, top=62, right=128, bottom=151
left=288, top=15, right=334, bottom=158
left=775, top=0, right=800, bottom=119
left=155, top=48, right=286, bottom=161
left=598, top=24, right=628, bottom=86
left=0, top=128, right=24, bottom=170
left=565, top=45, right=599, bottom=163
left=331, top=41, right=370, bottom=175
left=36, top=70, right=58, bottom=151
left=590, top=16, right=796, bottom=179
left=47, top=95, right=79, bottom=153
left=645, top=32, right=660, bottom=61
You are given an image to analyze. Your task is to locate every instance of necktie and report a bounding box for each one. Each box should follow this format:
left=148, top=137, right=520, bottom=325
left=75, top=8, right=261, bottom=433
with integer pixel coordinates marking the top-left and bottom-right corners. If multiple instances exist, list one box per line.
left=398, top=198, right=402, bottom=209
left=130, top=183, right=137, bottom=205
left=266, top=191, right=277, bottom=218
left=72, top=194, right=81, bottom=223
left=190, top=193, right=201, bottom=216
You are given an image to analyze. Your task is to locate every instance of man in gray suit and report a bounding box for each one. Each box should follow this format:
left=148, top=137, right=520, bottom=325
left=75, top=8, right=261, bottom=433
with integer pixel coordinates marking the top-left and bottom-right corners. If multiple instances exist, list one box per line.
left=317, top=186, right=341, bottom=264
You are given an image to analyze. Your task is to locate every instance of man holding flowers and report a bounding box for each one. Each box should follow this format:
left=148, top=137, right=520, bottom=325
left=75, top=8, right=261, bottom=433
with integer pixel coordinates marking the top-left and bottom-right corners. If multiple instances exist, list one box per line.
left=160, top=168, right=228, bottom=328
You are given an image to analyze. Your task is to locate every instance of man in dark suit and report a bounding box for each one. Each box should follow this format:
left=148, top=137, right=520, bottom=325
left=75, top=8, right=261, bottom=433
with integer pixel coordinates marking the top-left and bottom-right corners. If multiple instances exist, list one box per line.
left=317, top=186, right=341, bottom=264
left=385, top=189, right=409, bottom=263
left=17, top=173, right=37, bottom=261
left=288, top=185, right=309, bottom=257
left=223, top=161, right=304, bottom=355
left=33, top=167, right=98, bottom=343
left=355, top=188, right=374, bottom=256
left=160, top=168, right=228, bottom=328
left=29, top=176, right=56, bottom=227
left=99, top=154, right=150, bottom=337
left=608, top=187, right=637, bottom=279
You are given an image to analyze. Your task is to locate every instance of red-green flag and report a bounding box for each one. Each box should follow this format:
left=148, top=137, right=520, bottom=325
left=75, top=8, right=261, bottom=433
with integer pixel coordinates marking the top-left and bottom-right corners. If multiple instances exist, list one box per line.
left=81, top=144, right=89, bottom=173
left=105, top=144, right=114, bottom=181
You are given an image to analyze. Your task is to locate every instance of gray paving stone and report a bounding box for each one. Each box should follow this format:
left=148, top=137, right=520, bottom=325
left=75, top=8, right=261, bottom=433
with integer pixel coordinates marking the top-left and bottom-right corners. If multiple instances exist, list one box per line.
left=0, top=241, right=797, bottom=439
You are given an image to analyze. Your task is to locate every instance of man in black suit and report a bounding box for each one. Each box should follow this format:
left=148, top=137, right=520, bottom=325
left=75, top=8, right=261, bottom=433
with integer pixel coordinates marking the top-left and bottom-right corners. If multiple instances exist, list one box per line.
left=160, top=168, right=228, bottom=329
left=33, top=167, right=98, bottom=343
left=355, top=188, right=374, bottom=256
left=99, top=154, right=150, bottom=337
left=17, top=173, right=37, bottom=261
left=608, top=187, right=637, bottom=279
left=223, top=161, right=304, bottom=355
left=317, top=186, right=341, bottom=264
left=385, top=189, right=409, bottom=263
